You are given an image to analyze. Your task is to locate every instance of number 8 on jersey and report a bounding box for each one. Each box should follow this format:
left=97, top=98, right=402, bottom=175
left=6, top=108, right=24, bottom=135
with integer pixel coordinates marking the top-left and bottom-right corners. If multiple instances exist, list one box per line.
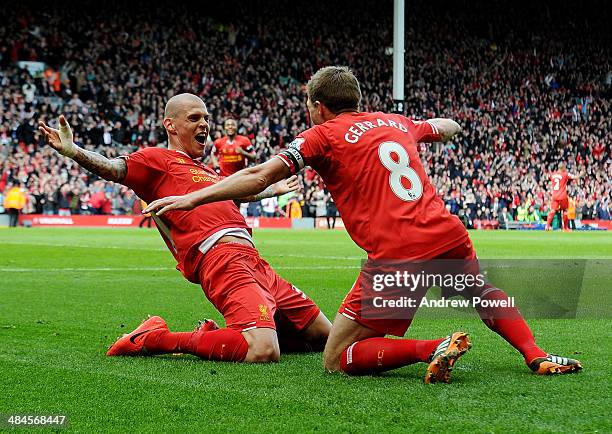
left=378, top=141, right=423, bottom=202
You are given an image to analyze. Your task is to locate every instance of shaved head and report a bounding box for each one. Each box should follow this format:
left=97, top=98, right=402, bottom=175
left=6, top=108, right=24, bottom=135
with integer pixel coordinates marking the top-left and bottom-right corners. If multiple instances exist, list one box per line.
left=164, top=93, right=206, bottom=119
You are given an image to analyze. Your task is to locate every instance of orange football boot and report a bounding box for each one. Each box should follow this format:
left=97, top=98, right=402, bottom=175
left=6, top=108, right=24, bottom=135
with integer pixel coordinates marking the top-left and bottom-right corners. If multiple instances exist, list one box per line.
left=529, top=354, right=582, bottom=375
left=106, top=315, right=168, bottom=356
left=424, top=332, right=472, bottom=384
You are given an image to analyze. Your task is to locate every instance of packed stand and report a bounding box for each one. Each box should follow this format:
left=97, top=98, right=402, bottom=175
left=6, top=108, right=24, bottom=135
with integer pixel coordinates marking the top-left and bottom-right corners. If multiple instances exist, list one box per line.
left=0, top=0, right=610, bottom=226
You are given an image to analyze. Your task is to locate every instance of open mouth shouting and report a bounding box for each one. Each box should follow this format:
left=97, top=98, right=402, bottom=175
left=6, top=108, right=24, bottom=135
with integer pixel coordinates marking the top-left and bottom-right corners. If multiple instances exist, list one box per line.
left=194, top=132, right=208, bottom=144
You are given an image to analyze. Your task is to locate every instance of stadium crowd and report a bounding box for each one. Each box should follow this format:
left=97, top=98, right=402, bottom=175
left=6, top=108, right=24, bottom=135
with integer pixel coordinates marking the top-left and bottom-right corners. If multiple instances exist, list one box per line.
left=0, top=0, right=610, bottom=226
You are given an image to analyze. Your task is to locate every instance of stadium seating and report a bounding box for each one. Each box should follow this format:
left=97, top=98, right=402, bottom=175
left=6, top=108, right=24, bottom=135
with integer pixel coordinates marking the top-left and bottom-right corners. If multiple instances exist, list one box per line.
left=0, top=0, right=609, bottom=224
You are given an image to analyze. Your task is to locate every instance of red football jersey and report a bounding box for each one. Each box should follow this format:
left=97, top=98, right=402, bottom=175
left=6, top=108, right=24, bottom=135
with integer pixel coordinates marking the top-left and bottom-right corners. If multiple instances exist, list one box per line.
left=121, top=147, right=250, bottom=282
left=213, top=135, right=253, bottom=176
left=549, top=171, right=570, bottom=201
left=276, top=112, right=468, bottom=260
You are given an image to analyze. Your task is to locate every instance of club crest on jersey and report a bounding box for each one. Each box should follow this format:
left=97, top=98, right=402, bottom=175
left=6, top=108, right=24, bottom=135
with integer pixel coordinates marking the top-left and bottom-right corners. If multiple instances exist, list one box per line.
left=175, top=157, right=187, bottom=164
left=259, top=304, right=270, bottom=321
left=289, top=138, right=304, bottom=151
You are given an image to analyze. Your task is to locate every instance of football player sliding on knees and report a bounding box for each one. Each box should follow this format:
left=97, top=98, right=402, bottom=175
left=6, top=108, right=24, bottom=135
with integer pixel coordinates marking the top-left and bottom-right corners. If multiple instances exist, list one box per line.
left=38, top=94, right=331, bottom=364
left=145, top=67, right=582, bottom=381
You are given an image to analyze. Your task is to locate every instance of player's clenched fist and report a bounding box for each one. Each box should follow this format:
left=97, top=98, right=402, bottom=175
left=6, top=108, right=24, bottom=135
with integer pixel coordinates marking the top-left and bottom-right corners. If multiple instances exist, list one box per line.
left=38, top=115, right=79, bottom=158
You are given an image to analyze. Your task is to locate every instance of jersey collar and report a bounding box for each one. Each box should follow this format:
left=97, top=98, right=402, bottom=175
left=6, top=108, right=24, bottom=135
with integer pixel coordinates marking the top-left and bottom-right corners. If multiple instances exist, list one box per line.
left=172, top=149, right=206, bottom=166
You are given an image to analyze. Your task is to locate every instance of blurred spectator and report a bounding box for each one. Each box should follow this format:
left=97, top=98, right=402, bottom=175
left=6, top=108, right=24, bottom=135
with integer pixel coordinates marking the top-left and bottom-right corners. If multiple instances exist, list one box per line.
left=3, top=183, right=27, bottom=227
left=325, top=193, right=337, bottom=229
left=286, top=195, right=303, bottom=218
left=597, top=198, right=611, bottom=220
left=261, top=196, right=278, bottom=218
left=567, top=198, right=577, bottom=230
left=498, top=207, right=513, bottom=230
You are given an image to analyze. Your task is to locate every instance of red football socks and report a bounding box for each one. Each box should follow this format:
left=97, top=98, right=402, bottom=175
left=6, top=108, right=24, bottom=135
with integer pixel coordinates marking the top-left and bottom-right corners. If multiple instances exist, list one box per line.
left=546, top=211, right=556, bottom=227
left=144, top=328, right=248, bottom=362
left=476, top=289, right=547, bottom=363
left=340, top=337, right=444, bottom=375
left=546, top=211, right=568, bottom=229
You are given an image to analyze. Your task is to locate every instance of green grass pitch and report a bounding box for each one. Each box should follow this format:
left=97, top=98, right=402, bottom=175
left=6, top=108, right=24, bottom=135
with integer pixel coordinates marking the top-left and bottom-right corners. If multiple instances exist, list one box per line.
left=0, top=228, right=610, bottom=432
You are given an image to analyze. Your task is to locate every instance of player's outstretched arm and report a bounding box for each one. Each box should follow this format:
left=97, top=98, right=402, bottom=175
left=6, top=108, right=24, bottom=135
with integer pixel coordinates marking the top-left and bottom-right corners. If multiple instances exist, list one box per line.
left=144, top=158, right=290, bottom=215
left=427, top=118, right=461, bottom=142
left=38, top=116, right=126, bottom=182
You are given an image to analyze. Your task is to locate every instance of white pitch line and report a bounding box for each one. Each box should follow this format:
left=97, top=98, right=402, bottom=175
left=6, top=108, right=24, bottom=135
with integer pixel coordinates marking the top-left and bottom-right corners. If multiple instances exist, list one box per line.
left=1, top=241, right=166, bottom=251
left=0, top=267, right=173, bottom=272
left=1, top=241, right=364, bottom=260
left=0, top=265, right=360, bottom=273
left=268, top=254, right=363, bottom=260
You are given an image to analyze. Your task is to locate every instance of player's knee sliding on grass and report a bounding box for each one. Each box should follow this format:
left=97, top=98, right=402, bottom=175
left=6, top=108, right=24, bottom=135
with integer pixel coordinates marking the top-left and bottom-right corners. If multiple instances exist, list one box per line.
left=105, top=241, right=331, bottom=364
left=321, top=314, right=471, bottom=383
left=107, top=313, right=331, bottom=363
left=322, top=239, right=580, bottom=380
left=107, top=316, right=249, bottom=361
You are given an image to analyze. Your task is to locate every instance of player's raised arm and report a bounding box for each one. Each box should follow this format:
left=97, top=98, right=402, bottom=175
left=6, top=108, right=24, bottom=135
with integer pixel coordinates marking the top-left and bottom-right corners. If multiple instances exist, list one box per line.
left=38, top=115, right=127, bottom=183
left=418, top=118, right=462, bottom=142
left=144, top=157, right=290, bottom=215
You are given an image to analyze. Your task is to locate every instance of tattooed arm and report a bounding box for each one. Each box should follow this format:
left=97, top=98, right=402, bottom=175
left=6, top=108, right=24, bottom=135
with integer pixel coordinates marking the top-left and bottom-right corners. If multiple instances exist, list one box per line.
left=39, top=115, right=127, bottom=182
left=72, top=149, right=127, bottom=183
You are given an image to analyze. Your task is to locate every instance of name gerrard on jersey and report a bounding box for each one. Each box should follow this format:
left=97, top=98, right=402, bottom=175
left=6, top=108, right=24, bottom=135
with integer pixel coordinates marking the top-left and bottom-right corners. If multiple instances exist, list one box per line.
left=344, top=117, right=409, bottom=143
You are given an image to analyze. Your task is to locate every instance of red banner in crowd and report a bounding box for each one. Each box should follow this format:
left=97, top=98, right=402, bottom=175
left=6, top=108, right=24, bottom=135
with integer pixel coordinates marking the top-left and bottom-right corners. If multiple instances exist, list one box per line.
left=20, top=215, right=145, bottom=227
left=581, top=220, right=612, bottom=230
left=17, top=215, right=611, bottom=230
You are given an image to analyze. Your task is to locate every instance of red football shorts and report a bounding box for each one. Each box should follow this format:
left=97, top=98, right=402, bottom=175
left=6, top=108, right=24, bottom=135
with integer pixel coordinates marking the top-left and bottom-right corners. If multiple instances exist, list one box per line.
left=551, top=197, right=569, bottom=211
left=198, top=243, right=320, bottom=333
left=339, top=238, right=483, bottom=337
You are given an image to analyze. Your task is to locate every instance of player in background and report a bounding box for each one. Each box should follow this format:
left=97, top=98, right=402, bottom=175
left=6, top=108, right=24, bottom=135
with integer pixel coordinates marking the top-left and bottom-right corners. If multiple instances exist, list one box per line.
left=545, top=162, right=580, bottom=231
left=144, top=67, right=582, bottom=381
left=38, top=93, right=331, bottom=364
left=567, top=197, right=577, bottom=230
left=211, top=118, right=256, bottom=176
